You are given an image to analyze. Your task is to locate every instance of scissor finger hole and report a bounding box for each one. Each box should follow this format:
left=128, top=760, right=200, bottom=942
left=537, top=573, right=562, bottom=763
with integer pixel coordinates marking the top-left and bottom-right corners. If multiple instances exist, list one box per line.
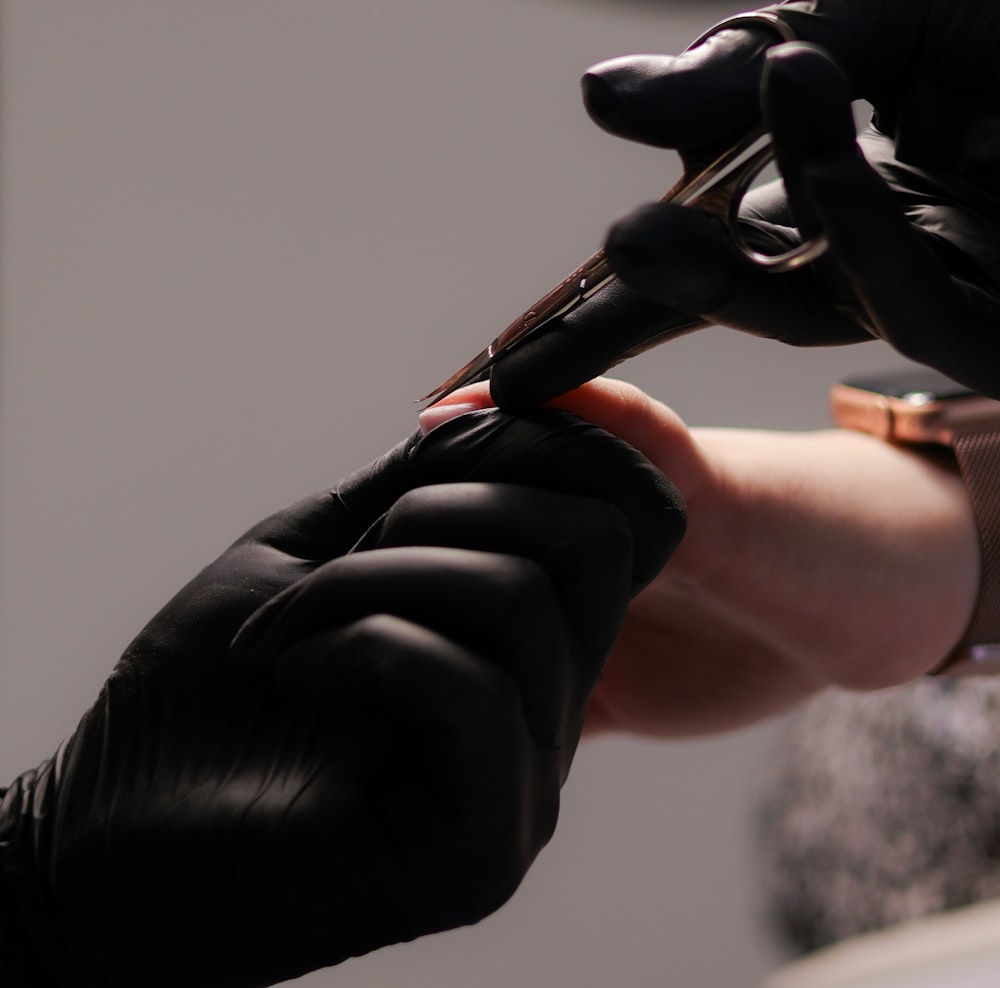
left=725, top=151, right=828, bottom=273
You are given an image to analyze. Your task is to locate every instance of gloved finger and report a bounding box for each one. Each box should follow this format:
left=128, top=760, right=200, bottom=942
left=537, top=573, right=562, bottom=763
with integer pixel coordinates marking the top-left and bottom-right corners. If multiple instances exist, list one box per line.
left=601, top=197, right=871, bottom=348
left=483, top=228, right=846, bottom=410
left=232, top=547, right=588, bottom=767
left=487, top=185, right=864, bottom=401
left=355, top=482, right=634, bottom=666
left=581, top=24, right=786, bottom=151
left=484, top=191, right=863, bottom=411
left=241, top=409, right=684, bottom=588
left=487, top=281, right=704, bottom=410
left=763, top=42, right=1000, bottom=397
left=595, top=47, right=864, bottom=348
left=343, top=409, right=686, bottom=592
left=759, top=2, right=966, bottom=173
left=275, top=614, right=558, bottom=931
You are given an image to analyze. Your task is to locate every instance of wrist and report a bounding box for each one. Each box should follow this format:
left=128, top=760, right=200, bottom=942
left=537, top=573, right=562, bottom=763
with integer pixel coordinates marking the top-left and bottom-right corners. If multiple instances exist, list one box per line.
left=692, top=426, right=979, bottom=687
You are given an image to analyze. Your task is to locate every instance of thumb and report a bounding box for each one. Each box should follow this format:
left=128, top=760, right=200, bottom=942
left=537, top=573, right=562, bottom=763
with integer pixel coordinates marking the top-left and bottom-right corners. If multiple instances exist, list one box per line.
left=581, top=21, right=788, bottom=151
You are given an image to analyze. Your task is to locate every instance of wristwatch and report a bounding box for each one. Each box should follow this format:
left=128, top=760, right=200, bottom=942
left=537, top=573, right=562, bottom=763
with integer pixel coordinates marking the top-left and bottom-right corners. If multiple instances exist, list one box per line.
left=830, top=368, right=1000, bottom=676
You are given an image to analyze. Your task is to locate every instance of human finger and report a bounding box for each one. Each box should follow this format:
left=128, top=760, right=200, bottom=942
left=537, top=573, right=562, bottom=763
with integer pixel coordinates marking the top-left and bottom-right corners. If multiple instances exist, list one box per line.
left=275, top=614, right=557, bottom=937
left=356, top=483, right=634, bottom=658
left=581, top=23, right=787, bottom=151
left=238, top=405, right=683, bottom=582
left=482, top=210, right=861, bottom=410
left=232, top=547, right=585, bottom=766
left=358, top=408, right=686, bottom=592
left=561, top=184, right=867, bottom=351
left=486, top=279, right=707, bottom=410
left=763, top=42, right=1000, bottom=396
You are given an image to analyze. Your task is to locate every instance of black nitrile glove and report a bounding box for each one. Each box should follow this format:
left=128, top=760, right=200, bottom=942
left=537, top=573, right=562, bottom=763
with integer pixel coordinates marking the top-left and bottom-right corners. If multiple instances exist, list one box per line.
left=0, top=409, right=685, bottom=988
left=490, top=0, right=1000, bottom=408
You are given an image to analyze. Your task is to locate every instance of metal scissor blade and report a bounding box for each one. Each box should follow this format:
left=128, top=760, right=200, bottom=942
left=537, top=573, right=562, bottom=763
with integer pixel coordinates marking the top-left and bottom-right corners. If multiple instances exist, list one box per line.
left=419, top=248, right=616, bottom=404
left=420, top=128, right=778, bottom=406
left=418, top=344, right=497, bottom=405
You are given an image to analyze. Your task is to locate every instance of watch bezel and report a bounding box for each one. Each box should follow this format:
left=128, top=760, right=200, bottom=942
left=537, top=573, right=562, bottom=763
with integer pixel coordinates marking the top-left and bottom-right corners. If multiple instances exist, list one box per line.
left=830, top=371, right=1000, bottom=445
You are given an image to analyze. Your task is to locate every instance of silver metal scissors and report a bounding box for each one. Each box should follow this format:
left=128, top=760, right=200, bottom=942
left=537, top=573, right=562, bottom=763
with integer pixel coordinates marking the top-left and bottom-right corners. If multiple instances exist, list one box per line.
left=421, top=11, right=828, bottom=406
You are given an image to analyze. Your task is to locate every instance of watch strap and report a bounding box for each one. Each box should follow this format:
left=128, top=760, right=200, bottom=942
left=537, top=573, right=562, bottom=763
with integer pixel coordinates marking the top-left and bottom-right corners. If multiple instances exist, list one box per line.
left=933, top=427, right=1000, bottom=675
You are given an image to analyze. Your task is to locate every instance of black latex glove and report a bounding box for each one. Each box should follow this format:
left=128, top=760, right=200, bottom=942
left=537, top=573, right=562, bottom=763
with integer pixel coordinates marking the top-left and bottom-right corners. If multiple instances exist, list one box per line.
left=0, top=409, right=684, bottom=988
left=489, top=0, right=1000, bottom=409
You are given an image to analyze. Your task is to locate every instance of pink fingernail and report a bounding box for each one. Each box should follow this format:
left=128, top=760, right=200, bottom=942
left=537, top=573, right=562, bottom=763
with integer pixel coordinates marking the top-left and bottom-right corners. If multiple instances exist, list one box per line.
left=418, top=402, right=479, bottom=435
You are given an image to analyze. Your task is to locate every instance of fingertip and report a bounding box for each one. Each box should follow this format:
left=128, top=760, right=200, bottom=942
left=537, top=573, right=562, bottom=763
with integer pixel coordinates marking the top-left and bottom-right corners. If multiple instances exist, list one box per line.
left=605, top=201, right=742, bottom=313
left=581, top=55, right=675, bottom=143
left=581, top=64, right=624, bottom=132
left=764, top=40, right=850, bottom=93
left=762, top=42, right=856, bottom=158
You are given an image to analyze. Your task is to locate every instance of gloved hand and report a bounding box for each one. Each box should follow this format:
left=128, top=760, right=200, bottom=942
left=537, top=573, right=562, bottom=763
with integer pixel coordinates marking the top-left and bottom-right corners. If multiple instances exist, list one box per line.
left=0, top=409, right=684, bottom=988
left=489, top=0, right=1000, bottom=408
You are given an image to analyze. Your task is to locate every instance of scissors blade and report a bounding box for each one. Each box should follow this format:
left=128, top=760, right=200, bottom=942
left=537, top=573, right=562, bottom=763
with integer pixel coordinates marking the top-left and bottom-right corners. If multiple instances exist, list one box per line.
left=419, top=248, right=616, bottom=404
left=419, top=347, right=496, bottom=405
left=420, top=128, right=773, bottom=406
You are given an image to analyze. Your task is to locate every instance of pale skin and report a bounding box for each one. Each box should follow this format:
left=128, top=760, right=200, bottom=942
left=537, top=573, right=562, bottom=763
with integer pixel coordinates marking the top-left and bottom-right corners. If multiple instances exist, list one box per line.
left=419, top=377, right=979, bottom=737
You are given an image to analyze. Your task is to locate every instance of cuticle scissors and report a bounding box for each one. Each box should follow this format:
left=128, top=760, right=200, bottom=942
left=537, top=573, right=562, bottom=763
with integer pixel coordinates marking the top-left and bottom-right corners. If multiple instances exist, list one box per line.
left=421, top=10, right=827, bottom=406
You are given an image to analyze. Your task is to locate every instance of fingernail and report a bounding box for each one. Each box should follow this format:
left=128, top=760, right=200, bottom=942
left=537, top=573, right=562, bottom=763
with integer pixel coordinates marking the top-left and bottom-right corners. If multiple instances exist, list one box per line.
left=417, top=402, right=479, bottom=435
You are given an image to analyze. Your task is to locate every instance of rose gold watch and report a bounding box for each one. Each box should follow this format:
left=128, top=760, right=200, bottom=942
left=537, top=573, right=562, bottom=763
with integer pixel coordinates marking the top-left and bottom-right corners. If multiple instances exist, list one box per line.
left=831, top=368, right=1000, bottom=676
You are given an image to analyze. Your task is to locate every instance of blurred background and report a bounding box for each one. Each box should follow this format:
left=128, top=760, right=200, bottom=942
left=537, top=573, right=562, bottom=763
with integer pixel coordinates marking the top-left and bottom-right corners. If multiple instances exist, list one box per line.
left=0, top=1, right=913, bottom=985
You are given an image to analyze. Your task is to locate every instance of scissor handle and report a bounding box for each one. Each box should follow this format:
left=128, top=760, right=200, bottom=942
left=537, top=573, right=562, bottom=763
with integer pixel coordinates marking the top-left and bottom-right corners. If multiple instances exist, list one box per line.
left=685, top=10, right=829, bottom=272
left=721, top=141, right=830, bottom=273
left=672, top=129, right=830, bottom=274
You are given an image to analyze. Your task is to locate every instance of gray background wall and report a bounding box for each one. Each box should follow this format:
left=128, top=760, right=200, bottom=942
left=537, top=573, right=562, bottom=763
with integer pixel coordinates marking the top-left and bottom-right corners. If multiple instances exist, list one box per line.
left=0, top=1, right=910, bottom=985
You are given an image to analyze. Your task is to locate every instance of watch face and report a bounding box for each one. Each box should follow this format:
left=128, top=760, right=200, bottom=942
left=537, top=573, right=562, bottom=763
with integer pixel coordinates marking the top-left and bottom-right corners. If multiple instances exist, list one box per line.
left=842, top=368, right=978, bottom=403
